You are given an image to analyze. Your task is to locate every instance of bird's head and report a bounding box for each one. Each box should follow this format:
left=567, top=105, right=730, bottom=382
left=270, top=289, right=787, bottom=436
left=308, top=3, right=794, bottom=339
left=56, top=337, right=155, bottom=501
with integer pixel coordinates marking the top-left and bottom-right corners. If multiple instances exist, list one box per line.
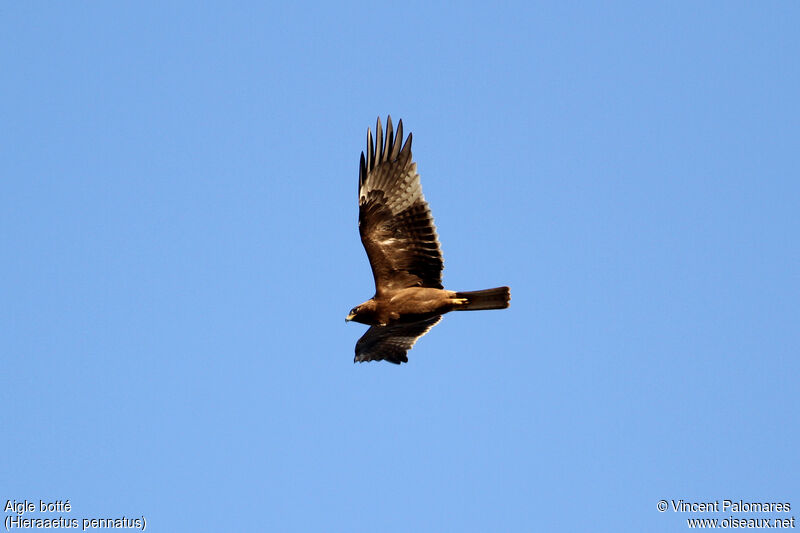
left=345, top=300, right=376, bottom=324
left=345, top=306, right=359, bottom=322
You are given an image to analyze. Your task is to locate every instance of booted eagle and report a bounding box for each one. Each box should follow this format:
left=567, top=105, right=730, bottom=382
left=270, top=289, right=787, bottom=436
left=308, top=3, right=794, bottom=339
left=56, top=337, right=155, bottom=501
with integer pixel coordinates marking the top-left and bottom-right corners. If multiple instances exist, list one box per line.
left=346, top=117, right=511, bottom=364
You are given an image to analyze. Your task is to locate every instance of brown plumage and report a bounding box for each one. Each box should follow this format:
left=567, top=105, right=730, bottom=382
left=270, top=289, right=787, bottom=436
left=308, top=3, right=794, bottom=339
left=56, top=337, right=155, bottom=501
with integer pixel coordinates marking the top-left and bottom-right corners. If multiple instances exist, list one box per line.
left=346, top=117, right=511, bottom=364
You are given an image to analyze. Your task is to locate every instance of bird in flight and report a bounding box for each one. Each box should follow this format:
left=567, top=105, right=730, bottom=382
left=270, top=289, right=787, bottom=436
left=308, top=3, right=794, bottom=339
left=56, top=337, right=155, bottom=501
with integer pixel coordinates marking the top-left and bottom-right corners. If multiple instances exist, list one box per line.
left=346, top=116, right=511, bottom=364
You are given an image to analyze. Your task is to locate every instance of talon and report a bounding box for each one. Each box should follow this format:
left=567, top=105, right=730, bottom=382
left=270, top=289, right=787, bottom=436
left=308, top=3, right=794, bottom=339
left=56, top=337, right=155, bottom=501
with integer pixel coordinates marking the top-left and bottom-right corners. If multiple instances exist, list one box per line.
left=453, top=298, right=469, bottom=305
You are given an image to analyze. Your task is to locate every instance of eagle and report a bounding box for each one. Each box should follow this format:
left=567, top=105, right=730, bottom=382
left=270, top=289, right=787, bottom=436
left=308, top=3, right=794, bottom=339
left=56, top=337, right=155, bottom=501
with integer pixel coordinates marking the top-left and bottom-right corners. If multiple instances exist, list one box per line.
left=346, top=117, right=511, bottom=364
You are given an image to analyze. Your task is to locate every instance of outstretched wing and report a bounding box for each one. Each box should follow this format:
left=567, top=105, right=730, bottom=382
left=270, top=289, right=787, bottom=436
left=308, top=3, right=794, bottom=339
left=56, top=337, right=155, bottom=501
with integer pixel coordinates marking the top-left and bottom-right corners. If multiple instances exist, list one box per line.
left=354, top=316, right=442, bottom=364
left=359, top=116, right=444, bottom=295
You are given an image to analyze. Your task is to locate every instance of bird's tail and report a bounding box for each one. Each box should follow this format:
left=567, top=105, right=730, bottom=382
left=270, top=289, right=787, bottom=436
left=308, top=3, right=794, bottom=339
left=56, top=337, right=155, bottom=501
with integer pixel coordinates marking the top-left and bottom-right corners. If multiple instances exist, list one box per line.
left=454, top=286, right=511, bottom=311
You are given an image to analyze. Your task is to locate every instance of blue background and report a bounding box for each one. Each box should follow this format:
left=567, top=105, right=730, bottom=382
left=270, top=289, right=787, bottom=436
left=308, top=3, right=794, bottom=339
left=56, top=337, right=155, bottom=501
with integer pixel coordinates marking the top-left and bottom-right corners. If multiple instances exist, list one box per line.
left=2, top=2, right=798, bottom=531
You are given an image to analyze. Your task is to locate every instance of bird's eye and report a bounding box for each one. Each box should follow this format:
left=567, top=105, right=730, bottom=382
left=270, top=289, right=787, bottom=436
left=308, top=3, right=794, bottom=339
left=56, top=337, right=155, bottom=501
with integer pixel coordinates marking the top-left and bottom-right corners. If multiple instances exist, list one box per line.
left=352, top=307, right=358, bottom=314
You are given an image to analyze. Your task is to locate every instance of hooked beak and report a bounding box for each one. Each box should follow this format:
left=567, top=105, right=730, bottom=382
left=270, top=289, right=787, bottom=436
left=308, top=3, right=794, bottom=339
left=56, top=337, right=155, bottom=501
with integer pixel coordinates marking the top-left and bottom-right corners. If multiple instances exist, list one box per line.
left=345, top=313, right=355, bottom=323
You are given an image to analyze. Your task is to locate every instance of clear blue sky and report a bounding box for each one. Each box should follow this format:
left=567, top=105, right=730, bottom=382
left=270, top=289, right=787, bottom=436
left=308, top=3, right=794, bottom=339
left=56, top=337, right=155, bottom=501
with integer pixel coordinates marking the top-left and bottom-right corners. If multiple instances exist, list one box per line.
left=2, top=2, right=798, bottom=532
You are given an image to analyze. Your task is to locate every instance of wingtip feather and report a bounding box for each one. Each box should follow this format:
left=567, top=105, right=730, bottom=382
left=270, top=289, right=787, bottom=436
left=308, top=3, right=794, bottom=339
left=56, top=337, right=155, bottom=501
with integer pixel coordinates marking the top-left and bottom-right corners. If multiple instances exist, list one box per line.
left=392, top=119, right=404, bottom=159
left=366, top=128, right=374, bottom=172
left=375, top=117, right=383, bottom=165
left=359, top=152, right=366, bottom=189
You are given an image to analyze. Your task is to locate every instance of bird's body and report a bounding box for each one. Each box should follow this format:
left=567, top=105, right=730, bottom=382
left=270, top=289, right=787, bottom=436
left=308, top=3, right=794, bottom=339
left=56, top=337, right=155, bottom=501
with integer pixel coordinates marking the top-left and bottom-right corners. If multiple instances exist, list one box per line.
left=347, top=117, right=511, bottom=364
left=348, top=287, right=463, bottom=326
